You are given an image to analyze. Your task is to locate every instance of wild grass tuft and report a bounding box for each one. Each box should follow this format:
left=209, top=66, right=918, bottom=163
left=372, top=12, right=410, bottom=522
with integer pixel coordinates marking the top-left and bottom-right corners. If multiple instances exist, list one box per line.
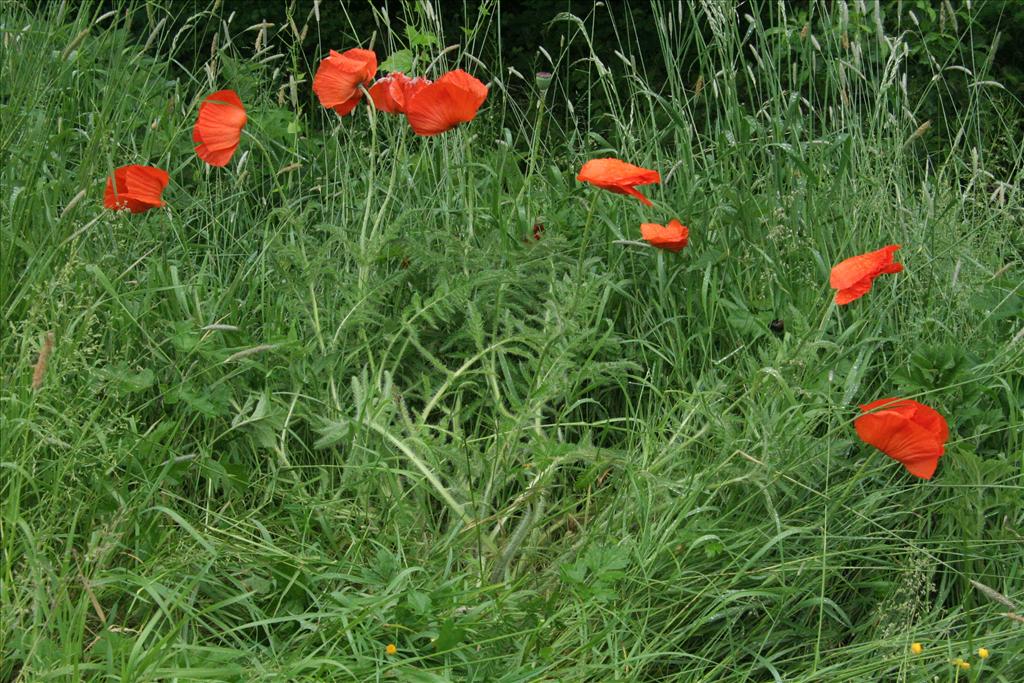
left=2, top=1, right=1021, bottom=680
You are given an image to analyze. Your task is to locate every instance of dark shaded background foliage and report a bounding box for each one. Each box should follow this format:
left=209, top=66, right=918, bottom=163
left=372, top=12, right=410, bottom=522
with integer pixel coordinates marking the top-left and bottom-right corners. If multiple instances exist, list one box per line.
left=156, top=1, right=665, bottom=82
left=154, top=1, right=1023, bottom=91
left=131, top=0, right=673, bottom=128
left=87, top=0, right=1022, bottom=153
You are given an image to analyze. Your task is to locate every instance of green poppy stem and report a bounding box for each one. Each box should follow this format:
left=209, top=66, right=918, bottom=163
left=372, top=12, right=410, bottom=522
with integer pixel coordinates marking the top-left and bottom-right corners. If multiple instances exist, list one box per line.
left=515, top=85, right=548, bottom=219
left=357, top=86, right=379, bottom=292
left=576, top=193, right=600, bottom=279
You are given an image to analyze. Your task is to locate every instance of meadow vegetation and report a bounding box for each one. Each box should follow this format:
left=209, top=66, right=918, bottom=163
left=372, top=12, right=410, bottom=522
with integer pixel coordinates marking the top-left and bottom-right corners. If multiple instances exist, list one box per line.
left=2, top=1, right=1022, bottom=680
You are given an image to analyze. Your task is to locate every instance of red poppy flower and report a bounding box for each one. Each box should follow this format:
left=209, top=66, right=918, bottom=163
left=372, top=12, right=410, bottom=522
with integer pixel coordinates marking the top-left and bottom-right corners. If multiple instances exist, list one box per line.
left=404, top=69, right=488, bottom=136
left=854, top=398, right=949, bottom=479
left=641, top=219, right=689, bottom=252
left=369, top=72, right=431, bottom=114
left=103, top=164, right=169, bottom=213
left=576, top=158, right=661, bottom=206
left=830, top=244, right=903, bottom=305
left=313, top=48, right=377, bottom=116
left=192, top=90, right=247, bottom=167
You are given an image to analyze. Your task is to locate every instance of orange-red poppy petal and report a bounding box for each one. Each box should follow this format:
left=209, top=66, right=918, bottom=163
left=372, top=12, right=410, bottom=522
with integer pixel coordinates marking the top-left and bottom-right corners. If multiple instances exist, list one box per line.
left=369, top=76, right=400, bottom=113
left=830, top=244, right=902, bottom=304
left=908, top=401, right=949, bottom=445
left=900, top=454, right=941, bottom=480
left=856, top=412, right=945, bottom=477
left=577, top=158, right=661, bottom=205
left=405, top=69, right=487, bottom=136
left=435, top=69, right=488, bottom=104
left=577, top=158, right=662, bottom=187
left=331, top=95, right=363, bottom=117
left=104, top=164, right=169, bottom=213
left=830, top=245, right=902, bottom=289
left=392, top=75, right=430, bottom=112
left=860, top=397, right=915, bottom=416
left=193, top=89, right=247, bottom=167
left=206, top=89, right=243, bottom=109
left=640, top=219, right=689, bottom=252
left=197, top=145, right=234, bottom=167
left=124, top=165, right=169, bottom=200
left=369, top=73, right=431, bottom=114
left=619, top=185, right=654, bottom=206
left=313, top=48, right=377, bottom=115
left=103, top=167, right=130, bottom=210
left=835, top=278, right=876, bottom=305
left=855, top=398, right=948, bottom=480
left=193, top=90, right=247, bottom=149
left=312, top=55, right=362, bottom=107
left=313, top=65, right=364, bottom=108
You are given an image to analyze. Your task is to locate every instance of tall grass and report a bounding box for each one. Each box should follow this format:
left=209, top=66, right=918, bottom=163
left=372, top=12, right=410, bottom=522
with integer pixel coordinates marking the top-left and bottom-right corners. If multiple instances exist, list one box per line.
left=2, top=1, right=1021, bottom=680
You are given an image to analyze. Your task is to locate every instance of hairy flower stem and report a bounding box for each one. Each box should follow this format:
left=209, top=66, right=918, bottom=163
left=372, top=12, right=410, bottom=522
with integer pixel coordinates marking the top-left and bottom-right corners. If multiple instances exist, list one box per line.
left=576, top=194, right=600, bottom=278
left=515, top=87, right=548, bottom=220
left=358, top=88, right=379, bottom=291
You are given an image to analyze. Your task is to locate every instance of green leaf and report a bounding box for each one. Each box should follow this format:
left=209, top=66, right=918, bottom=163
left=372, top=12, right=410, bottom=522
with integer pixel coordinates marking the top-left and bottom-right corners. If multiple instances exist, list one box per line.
left=169, top=320, right=200, bottom=352
left=167, top=382, right=231, bottom=418
left=407, top=590, right=432, bottom=615
left=972, top=288, right=1022, bottom=323
left=254, top=108, right=295, bottom=140
left=433, top=618, right=466, bottom=652
left=380, top=49, right=414, bottom=74
left=560, top=560, right=587, bottom=584
left=404, top=26, right=437, bottom=48
left=722, top=299, right=767, bottom=339
left=101, top=363, right=155, bottom=393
